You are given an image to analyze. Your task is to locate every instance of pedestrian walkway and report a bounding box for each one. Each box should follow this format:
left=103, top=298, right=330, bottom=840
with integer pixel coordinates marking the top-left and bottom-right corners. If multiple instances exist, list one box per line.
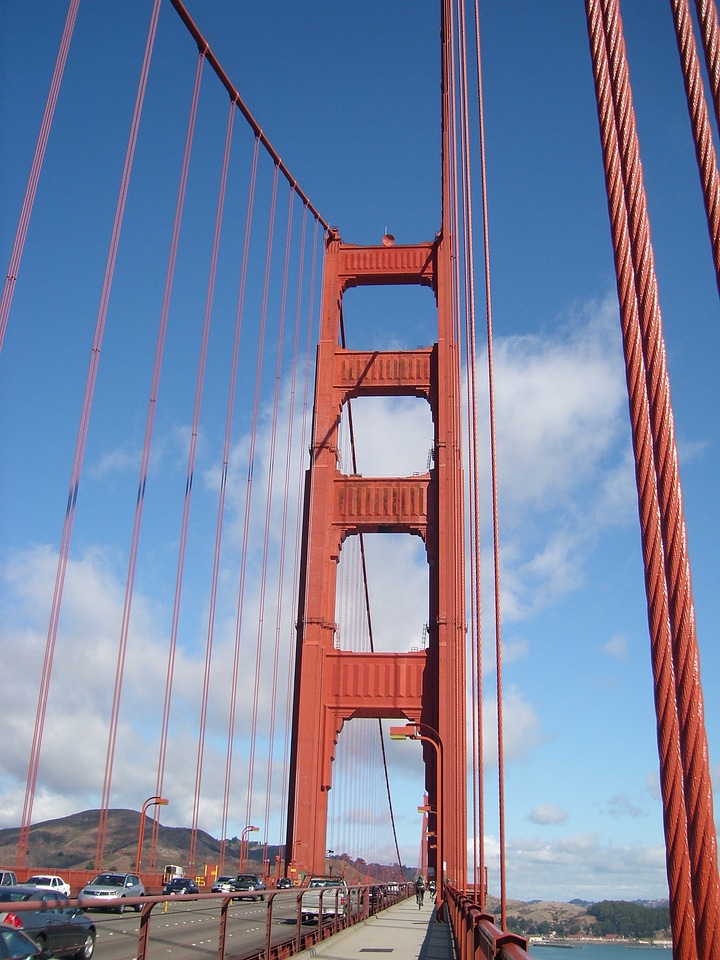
left=296, top=898, right=457, bottom=960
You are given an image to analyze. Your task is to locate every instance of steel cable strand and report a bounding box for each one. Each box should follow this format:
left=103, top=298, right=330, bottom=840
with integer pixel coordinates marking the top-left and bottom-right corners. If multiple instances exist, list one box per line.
left=586, top=8, right=697, bottom=953
left=95, top=45, right=206, bottom=873
left=241, top=164, right=280, bottom=843
left=214, top=134, right=260, bottom=870
left=246, top=184, right=293, bottom=849
left=156, top=85, right=232, bottom=875
left=694, top=0, right=720, bottom=143
left=456, top=0, right=485, bottom=907
left=444, top=0, right=469, bottom=889
left=0, top=0, right=80, bottom=353
left=263, top=203, right=308, bottom=864
left=18, top=0, right=160, bottom=868
left=218, top=144, right=272, bottom=868
left=670, top=0, right=720, bottom=296
left=279, top=220, right=321, bottom=865
left=338, top=314, right=405, bottom=876
left=599, top=1, right=720, bottom=954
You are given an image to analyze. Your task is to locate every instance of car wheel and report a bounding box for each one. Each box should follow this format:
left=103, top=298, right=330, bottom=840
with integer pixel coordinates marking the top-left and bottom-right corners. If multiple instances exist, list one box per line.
left=75, top=930, right=95, bottom=960
left=134, top=898, right=143, bottom=912
left=117, top=897, right=126, bottom=914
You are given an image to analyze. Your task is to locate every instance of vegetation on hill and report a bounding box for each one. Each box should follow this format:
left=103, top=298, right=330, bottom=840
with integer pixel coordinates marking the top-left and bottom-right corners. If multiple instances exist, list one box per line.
left=587, top=900, right=671, bottom=939
left=504, top=896, right=670, bottom=940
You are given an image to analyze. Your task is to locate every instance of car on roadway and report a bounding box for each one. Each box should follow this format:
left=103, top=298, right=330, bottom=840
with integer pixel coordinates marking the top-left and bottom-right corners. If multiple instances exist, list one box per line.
left=300, top=876, right=348, bottom=922
left=0, top=888, right=96, bottom=959
left=22, top=878, right=71, bottom=898
left=231, top=875, right=266, bottom=901
left=162, top=877, right=199, bottom=896
left=276, top=877, right=294, bottom=889
left=0, top=923, right=45, bottom=960
left=78, top=873, right=144, bottom=912
left=210, top=876, right=235, bottom=893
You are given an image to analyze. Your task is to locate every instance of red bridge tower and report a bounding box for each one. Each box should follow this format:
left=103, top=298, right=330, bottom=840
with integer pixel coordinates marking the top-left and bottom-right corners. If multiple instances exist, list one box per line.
left=285, top=227, right=467, bottom=888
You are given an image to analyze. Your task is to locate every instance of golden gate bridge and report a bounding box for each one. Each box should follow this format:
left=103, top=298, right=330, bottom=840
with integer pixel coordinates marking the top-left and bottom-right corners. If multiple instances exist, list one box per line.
left=2, top=2, right=720, bottom=957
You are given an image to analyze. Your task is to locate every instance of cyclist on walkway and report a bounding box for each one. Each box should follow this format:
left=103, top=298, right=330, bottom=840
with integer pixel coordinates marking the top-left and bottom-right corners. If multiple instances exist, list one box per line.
left=414, top=875, right=425, bottom=908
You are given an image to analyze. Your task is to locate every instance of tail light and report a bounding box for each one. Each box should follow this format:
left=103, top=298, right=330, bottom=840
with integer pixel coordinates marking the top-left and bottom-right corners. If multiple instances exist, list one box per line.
left=4, top=913, right=23, bottom=929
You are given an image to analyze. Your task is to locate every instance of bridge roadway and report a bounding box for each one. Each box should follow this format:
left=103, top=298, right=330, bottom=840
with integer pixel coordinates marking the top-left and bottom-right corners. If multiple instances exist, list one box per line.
left=91, top=894, right=298, bottom=960
left=87, top=893, right=455, bottom=960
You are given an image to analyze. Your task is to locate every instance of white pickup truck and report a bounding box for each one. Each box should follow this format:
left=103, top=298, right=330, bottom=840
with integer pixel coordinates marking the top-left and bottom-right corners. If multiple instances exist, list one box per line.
left=300, top=876, right=349, bottom=923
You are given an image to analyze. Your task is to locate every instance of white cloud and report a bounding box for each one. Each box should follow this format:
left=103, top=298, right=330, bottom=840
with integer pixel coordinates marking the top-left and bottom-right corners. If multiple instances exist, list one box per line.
left=602, top=633, right=628, bottom=660
left=482, top=687, right=548, bottom=767
left=484, top=832, right=669, bottom=901
left=476, top=294, right=634, bottom=622
left=485, top=295, right=626, bottom=513
left=604, top=794, right=646, bottom=820
left=528, top=803, right=568, bottom=825
left=0, top=544, right=297, bottom=838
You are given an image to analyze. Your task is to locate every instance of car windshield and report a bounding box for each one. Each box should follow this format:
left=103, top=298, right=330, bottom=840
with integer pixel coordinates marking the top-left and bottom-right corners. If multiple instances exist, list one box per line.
left=91, top=874, right=125, bottom=887
left=0, top=891, right=34, bottom=902
left=25, top=877, right=52, bottom=885
left=308, top=879, right=341, bottom=887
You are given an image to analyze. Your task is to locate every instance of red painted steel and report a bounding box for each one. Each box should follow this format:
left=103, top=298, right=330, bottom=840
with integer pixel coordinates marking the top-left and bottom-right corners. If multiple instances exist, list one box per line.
left=17, top=0, right=163, bottom=870
left=287, top=0, right=467, bottom=892
left=587, top=1, right=720, bottom=956
left=286, top=220, right=467, bottom=889
left=670, top=0, right=720, bottom=297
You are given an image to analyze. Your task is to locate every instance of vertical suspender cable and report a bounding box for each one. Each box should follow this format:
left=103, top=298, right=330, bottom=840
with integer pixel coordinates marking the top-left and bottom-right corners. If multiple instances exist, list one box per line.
left=158, top=98, right=232, bottom=875
left=245, top=182, right=293, bottom=835
left=472, top=0, right=508, bottom=921
left=595, top=2, right=720, bottom=955
left=669, top=0, right=720, bottom=295
left=279, top=220, right=322, bottom=870
left=95, top=47, right=205, bottom=872
left=694, top=1, right=720, bottom=145
left=216, top=135, right=260, bottom=871
left=586, top=5, right=698, bottom=954
left=262, top=203, right=308, bottom=862
left=17, top=0, right=161, bottom=868
left=230, top=162, right=278, bottom=847
left=339, top=314, right=405, bottom=877
left=444, top=0, right=468, bottom=890
left=455, top=0, right=483, bottom=905
left=0, top=0, right=80, bottom=354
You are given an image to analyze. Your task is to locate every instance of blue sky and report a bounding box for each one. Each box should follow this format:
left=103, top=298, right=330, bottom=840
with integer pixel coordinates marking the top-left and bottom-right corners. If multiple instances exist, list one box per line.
left=2, top=1, right=720, bottom=903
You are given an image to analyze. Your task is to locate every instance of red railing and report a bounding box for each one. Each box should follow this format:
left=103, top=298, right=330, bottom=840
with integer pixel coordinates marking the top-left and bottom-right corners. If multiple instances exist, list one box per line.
left=6, top=883, right=413, bottom=960
left=444, top=886, right=531, bottom=960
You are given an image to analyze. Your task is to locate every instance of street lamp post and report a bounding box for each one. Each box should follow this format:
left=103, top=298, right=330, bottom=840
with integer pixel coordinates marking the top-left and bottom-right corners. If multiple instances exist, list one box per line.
left=390, top=722, right=444, bottom=920
left=136, top=796, right=169, bottom=874
left=239, top=825, right=259, bottom=873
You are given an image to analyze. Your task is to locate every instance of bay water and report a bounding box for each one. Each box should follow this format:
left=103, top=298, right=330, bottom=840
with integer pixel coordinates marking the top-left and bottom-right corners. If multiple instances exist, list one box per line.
left=528, top=945, right=671, bottom=958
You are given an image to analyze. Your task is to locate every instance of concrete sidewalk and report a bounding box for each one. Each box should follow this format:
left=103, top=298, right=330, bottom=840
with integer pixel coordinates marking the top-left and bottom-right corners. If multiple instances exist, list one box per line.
left=296, top=898, right=457, bottom=960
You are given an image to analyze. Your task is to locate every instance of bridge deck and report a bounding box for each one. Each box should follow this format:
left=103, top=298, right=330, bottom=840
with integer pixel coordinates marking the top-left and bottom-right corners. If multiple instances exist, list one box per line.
left=296, top=898, right=456, bottom=960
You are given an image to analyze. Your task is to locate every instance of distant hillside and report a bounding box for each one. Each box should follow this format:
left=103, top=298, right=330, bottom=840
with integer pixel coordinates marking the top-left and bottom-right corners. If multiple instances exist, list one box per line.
left=0, top=809, right=241, bottom=873
left=0, top=810, right=409, bottom=883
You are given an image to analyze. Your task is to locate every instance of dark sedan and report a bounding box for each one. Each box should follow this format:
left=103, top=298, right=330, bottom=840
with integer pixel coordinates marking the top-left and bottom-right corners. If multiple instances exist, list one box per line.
left=0, top=924, right=44, bottom=960
left=162, top=878, right=199, bottom=896
left=231, top=875, right=266, bottom=901
left=0, top=888, right=95, bottom=960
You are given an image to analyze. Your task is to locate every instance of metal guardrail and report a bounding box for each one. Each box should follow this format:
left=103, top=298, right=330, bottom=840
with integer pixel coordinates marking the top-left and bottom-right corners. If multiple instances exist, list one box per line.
left=444, top=887, right=531, bottom=960
left=6, top=883, right=413, bottom=960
